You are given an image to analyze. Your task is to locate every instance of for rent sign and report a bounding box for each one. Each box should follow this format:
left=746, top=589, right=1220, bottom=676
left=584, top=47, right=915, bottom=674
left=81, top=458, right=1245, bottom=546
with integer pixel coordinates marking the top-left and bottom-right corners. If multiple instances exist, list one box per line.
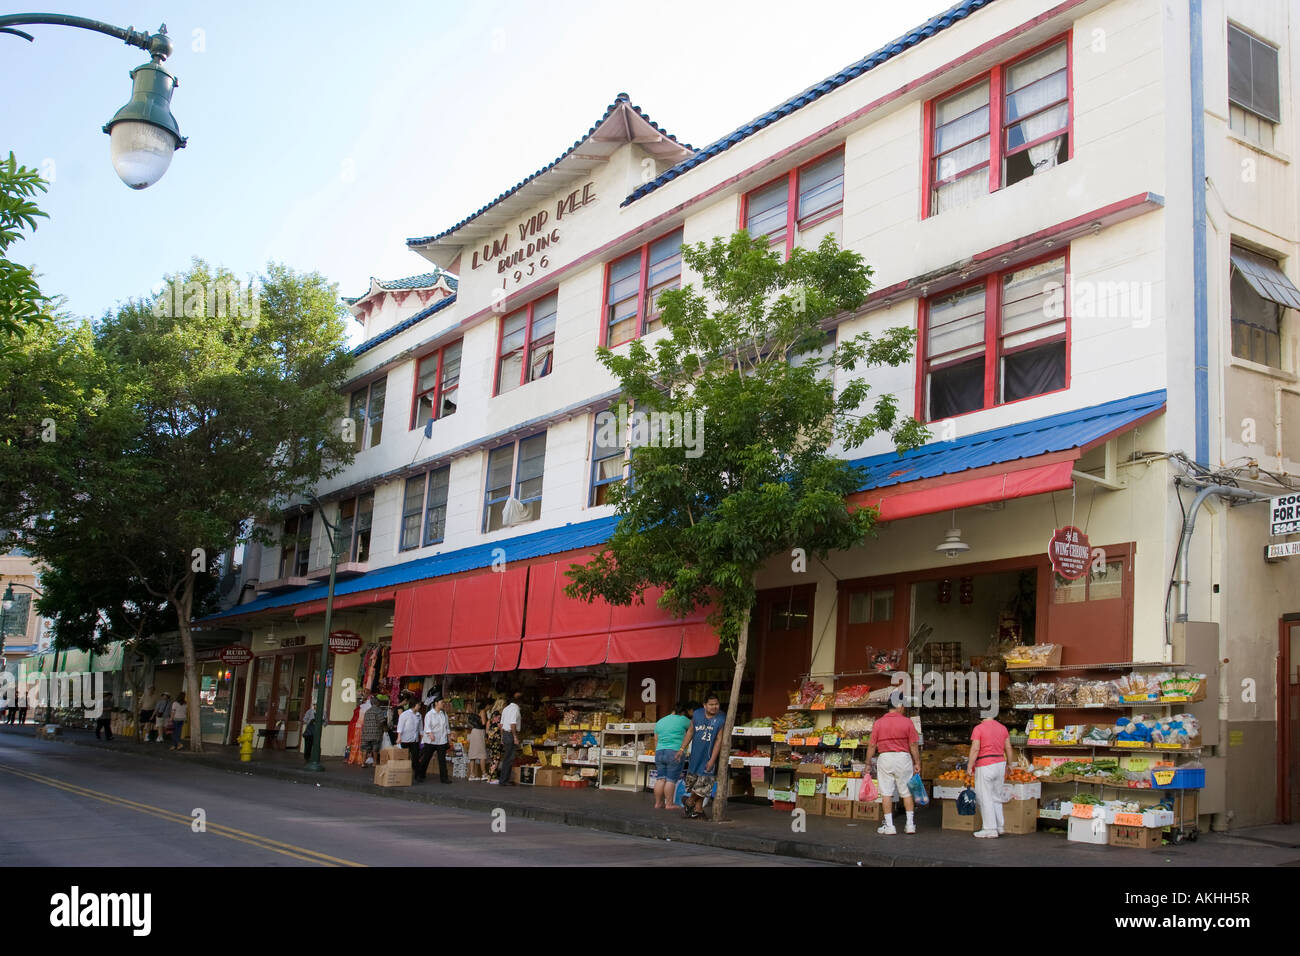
left=1269, top=493, right=1300, bottom=536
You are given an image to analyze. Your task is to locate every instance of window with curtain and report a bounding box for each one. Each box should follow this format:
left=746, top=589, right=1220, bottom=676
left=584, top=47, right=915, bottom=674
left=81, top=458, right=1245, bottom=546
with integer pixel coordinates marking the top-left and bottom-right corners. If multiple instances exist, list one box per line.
left=352, top=493, right=373, bottom=562
left=922, top=254, right=1069, bottom=420
left=412, top=340, right=462, bottom=430
left=399, top=476, right=425, bottom=551
left=277, top=512, right=314, bottom=578
left=743, top=151, right=844, bottom=256
left=348, top=377, right=386, bottom=450
left=926, top=38, right=1071, bottom=215
left=590, top=414, right=627, bottom=506
left=423, top=467, right=450, bottom=546
left=483, top=432, right=547, bottom=531
left=497, top=294, right=557, bottom=393
left=1228, top=24, right=1280, bottom=148
left=605, top=228, right=684, bottom=345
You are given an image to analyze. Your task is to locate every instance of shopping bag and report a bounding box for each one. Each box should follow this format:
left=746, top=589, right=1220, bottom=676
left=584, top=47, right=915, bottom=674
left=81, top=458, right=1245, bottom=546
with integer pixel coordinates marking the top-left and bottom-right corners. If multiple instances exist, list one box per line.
left=1000, top=784, right=1014, bottom=803
left=858, top=774, right=879, bottom=802
left=907, top=773, right=930, bottom=807
left=957, top=788, right=978, bottom=815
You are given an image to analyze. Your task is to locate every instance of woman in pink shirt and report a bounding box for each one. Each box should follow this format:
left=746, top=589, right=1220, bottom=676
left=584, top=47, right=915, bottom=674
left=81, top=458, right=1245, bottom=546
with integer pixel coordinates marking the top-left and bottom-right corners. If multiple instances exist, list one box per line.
left=967, top=714, right=1014, bottom=838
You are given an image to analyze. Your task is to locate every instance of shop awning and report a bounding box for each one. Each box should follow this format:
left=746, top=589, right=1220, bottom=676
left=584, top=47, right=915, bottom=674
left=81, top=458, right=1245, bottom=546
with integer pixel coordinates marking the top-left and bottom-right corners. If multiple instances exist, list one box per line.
left=89, top=642, right=124, bottom=673
left=293, top=589, right=396, bottom=619
left=390, top=568, right=527, bottom=676
left=848, top=389, right=1166, bottom=519
left=1231, top=250, right=1300, bottom=310
left=520, top=559, right=717, bottom=669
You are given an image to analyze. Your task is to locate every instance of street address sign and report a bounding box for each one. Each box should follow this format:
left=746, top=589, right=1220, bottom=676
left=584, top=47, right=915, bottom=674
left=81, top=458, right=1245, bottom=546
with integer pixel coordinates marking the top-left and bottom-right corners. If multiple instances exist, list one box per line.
left=1267, top=541, right=1300, bottom=559
left=1269, top=493, right=1300, bottom=536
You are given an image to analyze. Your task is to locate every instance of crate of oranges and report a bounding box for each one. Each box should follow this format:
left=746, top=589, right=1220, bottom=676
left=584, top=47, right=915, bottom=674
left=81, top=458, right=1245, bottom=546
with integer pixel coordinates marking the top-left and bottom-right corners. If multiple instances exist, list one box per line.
left=937, top=769, right=974, bottom=787
left=1005, top=768, right=1037, bottom=784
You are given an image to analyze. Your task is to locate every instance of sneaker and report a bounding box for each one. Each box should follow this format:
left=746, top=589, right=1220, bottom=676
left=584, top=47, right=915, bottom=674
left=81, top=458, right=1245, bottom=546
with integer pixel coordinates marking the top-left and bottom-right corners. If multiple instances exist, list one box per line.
left=877, top=824, right=897, bottom=835
left=904, top=823, right=917, bottom=834
left=488, top=779, right=499, bottom=785
left=974, top=829, right=999, bottom=838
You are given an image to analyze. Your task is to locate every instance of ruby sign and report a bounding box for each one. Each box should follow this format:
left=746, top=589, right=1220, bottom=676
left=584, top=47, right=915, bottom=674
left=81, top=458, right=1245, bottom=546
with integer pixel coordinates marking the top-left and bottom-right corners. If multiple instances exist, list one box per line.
left=219, top=645, right=252, bottom=666
left=1049, top=525, right=1090, bottom=580
left=329, top=630, right=362, bottom=654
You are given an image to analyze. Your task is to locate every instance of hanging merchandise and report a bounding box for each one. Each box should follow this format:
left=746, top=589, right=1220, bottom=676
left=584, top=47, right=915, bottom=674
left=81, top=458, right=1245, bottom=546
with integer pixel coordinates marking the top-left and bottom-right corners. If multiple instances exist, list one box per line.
left=937, top=578, right=953, bottom=604
left=959, top=576, right=974, bottom=605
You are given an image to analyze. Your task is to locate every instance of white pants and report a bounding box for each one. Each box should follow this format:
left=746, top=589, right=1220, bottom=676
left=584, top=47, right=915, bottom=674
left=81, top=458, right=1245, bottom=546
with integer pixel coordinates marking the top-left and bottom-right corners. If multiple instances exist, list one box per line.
left=878, top=752, right=913, bottom=798
left=974, top=761, right=1006, bottom=832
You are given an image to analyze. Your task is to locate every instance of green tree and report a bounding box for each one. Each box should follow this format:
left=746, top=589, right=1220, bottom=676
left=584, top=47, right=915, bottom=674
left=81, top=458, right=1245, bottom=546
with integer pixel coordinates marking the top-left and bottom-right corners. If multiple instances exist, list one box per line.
left=29, top=259, right=355, bottom=750
left=0, top=153, right=51, bottom=347
left=565, top=232, right=926, bottom=820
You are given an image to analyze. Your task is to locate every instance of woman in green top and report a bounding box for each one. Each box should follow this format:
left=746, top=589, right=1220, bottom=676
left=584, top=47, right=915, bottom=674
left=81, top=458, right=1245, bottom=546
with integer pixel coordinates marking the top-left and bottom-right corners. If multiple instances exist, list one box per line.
left=652, top=703, right=692, bottom=809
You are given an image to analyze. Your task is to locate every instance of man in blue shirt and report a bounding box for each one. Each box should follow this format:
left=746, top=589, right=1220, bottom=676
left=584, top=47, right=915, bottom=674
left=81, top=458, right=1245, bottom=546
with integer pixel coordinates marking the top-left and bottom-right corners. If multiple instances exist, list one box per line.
left=679, top=693, right=725, bottom=819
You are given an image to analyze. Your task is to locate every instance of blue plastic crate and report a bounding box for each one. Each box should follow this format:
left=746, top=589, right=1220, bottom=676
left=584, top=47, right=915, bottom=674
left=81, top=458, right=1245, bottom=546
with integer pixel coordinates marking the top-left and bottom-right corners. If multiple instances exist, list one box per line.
left=1150, top=767, right=1205, bottom=789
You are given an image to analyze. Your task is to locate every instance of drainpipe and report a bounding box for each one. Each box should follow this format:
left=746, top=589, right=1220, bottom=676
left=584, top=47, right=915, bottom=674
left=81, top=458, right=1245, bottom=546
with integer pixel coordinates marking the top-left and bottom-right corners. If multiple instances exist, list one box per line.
left=1189, top=0, right=1210, bottom=466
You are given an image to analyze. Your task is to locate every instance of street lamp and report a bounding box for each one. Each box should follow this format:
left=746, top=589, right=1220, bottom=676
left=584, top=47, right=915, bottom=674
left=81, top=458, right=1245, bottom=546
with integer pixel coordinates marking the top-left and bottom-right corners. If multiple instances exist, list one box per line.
left=304, top=497, right=342, bottom=772
left=0, top=14, right=187, bottom=189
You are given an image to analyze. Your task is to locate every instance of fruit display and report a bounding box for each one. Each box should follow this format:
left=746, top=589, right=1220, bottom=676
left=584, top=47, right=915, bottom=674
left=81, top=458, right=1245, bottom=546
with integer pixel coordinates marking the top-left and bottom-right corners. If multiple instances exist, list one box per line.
left=741, top=716, right=774, bottom=728
left=938, top=769, right=974, bottom=787
left=1004, top=768, right=1036, bottom=783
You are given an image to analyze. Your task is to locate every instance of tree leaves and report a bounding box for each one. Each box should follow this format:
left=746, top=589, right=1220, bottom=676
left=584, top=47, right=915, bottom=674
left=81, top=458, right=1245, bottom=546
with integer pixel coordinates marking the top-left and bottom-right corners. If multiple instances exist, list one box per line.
left=0, top=153, right=51, bottom=347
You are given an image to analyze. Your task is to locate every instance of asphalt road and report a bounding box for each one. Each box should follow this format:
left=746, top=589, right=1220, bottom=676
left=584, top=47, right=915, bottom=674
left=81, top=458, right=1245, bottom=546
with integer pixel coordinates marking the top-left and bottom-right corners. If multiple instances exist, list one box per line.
left=0, top=732, right=828, bottom=867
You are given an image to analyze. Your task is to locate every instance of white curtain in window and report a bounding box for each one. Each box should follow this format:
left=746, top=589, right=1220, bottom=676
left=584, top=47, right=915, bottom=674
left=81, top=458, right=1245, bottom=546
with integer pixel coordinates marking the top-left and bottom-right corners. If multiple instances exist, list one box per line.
left=1006, top=46, right=1068, bottom=175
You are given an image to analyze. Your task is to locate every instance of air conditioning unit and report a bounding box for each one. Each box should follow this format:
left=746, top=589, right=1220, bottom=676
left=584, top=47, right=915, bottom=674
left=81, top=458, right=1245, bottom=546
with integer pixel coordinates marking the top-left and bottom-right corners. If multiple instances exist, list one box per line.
left=501, top=497, right=532, bottom=527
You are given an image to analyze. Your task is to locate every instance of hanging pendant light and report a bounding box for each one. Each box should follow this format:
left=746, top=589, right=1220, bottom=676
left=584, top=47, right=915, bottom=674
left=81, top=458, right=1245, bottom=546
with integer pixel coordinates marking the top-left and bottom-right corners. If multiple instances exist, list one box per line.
left=935, top=510, right=971, bottom=558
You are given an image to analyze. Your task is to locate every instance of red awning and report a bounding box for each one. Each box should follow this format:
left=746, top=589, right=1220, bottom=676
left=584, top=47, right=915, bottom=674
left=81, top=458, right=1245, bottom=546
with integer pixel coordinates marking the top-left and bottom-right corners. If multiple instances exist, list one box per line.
left=850, top=457, right=1076, bottom=522
left=293, top=589, right=396, bottom=619
left=390, top=569, right=527, bottom=676
left=521, top=559, right=717, bottom=668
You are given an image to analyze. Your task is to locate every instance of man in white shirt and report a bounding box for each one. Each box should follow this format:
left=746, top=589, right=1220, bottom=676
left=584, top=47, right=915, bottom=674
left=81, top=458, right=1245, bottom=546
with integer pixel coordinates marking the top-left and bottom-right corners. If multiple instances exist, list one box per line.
left=397, top=700, right=422, bottom=770
left=418, top=696, right=452, bottom=784
left=495, top=692, right=524, bottom=786
left=301, top=703, right=317, bottom=762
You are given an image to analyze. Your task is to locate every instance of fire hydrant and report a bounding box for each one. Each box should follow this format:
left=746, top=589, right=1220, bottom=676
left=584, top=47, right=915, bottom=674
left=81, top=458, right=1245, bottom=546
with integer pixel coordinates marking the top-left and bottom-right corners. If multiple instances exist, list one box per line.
left=238, top=724, right=255, bottom=762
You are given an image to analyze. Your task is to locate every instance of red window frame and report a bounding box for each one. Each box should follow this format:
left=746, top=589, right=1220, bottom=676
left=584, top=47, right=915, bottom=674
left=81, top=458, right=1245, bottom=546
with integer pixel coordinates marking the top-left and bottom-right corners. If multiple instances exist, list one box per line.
left=494, top=293, right=556, bottom=395
left=738, top=147, right=845, bottom=260
left=914, top=249, right=1071, bottom=422
left=921, top=32, right=1073, bottom=219
left=410, top=339, right=462, bottom=431
left=599, top=227, right=685, bottom=347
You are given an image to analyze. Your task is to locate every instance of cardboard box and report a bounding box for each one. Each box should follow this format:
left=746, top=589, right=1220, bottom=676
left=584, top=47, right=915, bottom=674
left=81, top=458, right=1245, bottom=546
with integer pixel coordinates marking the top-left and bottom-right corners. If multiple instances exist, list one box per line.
left=824, top=799, right=853, bottom=819
left=379, top=747, right=410, bottom=765
left=1002, top=798, right=1039, bottom=835
left=533, top=766, right=563, bottom=787
left=795, top=793, right=825, bottom=816
left=374, top=764, right=413, bottom=787
left=1109, top=824, right=1163, bottom=849
left=852, top=800, right=883, bottom=821
left=941, top=798, right=983, bottom=832
left=1067, top=815, right=1108, bottom=845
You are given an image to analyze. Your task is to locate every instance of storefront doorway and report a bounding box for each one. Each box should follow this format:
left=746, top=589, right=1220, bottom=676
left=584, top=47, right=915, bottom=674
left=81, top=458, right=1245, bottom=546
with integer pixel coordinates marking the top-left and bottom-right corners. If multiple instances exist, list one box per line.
left=1280, top=615, right=1300, bottom=824
left=249, top=648, right=321, bottom=749
left=752, top=585, right=815, bottom=718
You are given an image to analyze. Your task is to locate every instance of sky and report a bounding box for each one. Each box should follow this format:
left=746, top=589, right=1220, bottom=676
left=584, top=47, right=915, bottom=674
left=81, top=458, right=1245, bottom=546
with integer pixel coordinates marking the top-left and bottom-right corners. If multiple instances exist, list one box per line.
left=3, top=0, right=957, bottom=345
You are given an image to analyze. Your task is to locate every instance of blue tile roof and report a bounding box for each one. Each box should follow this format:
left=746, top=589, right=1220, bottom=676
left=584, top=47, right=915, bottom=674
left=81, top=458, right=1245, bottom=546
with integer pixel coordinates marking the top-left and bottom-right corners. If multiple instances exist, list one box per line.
left=343, top=271, right=458, bottom=305
left=351, top=293, right=458, bottom=357
left=623, top=0, right=999, bottom=207
left=197, top=515, right=621, bottom=622
left=849, top=389, right=1167, bottom=491
left=406, top=94, right=694, bottom=248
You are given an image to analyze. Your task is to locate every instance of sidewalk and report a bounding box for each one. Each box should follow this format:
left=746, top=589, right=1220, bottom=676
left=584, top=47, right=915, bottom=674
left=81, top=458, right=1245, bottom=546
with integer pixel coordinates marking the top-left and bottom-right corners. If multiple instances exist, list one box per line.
left=11, top=725, right=1298, bottom=867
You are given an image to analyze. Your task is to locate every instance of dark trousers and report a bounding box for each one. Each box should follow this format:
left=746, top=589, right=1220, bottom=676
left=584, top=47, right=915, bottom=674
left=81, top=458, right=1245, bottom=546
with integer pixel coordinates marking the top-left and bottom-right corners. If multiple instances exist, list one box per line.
left=302, top=734, right=314, bottom=761
left=498, top=733, right=516, bottom=784
left=403, top=741, right=420, bottom=774
left=418, top=743, right=449, bottom=782
left=95, top=717, right=112, bottom=740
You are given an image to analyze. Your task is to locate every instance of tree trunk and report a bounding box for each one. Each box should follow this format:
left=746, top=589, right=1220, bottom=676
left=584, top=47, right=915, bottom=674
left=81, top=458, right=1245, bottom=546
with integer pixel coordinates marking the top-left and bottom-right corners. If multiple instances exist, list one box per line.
left=712, top=608, right=751, bottom=822
left=125, top=647, right=144, bottom=742
left=172, top=571, right=203, bottom=753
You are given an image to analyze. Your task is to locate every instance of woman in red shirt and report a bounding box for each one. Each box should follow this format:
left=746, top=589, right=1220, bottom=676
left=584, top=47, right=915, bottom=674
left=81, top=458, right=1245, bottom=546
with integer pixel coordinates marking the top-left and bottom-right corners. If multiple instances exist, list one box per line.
left=968, top=714, right=1015, bottom=838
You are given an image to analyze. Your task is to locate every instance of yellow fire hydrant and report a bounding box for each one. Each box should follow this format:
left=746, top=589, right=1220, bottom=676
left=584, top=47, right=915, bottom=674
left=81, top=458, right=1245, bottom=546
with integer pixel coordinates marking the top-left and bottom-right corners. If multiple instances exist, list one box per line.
left=238, top=724, right=255, bottom=762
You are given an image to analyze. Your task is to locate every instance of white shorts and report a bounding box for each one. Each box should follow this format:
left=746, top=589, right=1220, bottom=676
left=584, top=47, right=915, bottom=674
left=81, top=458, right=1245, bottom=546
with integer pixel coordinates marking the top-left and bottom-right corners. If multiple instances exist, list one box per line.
left=877, top=752, right=914, bottom=798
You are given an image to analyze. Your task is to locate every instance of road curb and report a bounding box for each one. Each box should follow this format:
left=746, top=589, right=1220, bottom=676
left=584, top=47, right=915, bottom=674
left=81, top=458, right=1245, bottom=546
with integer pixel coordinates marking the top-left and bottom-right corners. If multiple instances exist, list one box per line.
left=40, top=732, right=965, bottom=867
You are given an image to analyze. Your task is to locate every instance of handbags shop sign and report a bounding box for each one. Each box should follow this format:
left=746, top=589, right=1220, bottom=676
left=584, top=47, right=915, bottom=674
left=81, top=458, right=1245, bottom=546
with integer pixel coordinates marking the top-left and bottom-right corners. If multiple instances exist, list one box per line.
left=329, top=630, right=363, bottom=655
left=469, top=182, right=597, bottom=285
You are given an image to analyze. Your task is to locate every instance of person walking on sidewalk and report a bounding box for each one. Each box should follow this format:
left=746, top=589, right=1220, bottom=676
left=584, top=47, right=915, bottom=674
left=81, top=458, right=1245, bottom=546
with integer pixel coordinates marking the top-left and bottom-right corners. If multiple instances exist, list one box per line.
left=139, top=686, right=158, bottom=741
left=466, top=702, right=488, bottom=781
left=494, top=692, right=523, bottom=785
left=360, top=694, right=389, bottom=766
left=302, top=701, right=317, bottom=762
left=397, top=699, right=422, bottom=771
left=680, top=694, right=725, bottom=819
left=866, top=699, right=921, bottom=835
left=95, top=693, right=114, bottom=740
left=168, top=693, right=187, bottom=750
left=153, top=693, right=171, bottom=743
left=418, top=695, right=452, bottom=784
left=968, top=712, right=1014, bottom=839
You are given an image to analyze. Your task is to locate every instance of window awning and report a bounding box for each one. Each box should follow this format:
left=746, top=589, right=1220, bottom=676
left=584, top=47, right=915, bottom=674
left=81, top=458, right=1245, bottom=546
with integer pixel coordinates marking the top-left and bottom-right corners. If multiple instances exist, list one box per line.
left=1231, top=250, right=1300, bottom=310
left=293, top=589, right=396, bottom=619
left=390, top=569, right=526, bottom=677
left=847, top=389, right=1166, bottom=519
left=521, top=559, right=717, bottom=669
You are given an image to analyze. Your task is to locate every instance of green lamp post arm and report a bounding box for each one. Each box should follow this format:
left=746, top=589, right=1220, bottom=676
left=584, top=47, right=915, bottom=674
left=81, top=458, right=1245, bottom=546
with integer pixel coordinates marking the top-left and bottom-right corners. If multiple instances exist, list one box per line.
left=0, top=14, right=172, bottom=60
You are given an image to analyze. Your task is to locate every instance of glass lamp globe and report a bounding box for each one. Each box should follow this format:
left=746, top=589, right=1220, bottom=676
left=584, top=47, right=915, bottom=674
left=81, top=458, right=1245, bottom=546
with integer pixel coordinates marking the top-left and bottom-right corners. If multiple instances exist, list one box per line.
left=109, top=120, right=177, bottom=190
